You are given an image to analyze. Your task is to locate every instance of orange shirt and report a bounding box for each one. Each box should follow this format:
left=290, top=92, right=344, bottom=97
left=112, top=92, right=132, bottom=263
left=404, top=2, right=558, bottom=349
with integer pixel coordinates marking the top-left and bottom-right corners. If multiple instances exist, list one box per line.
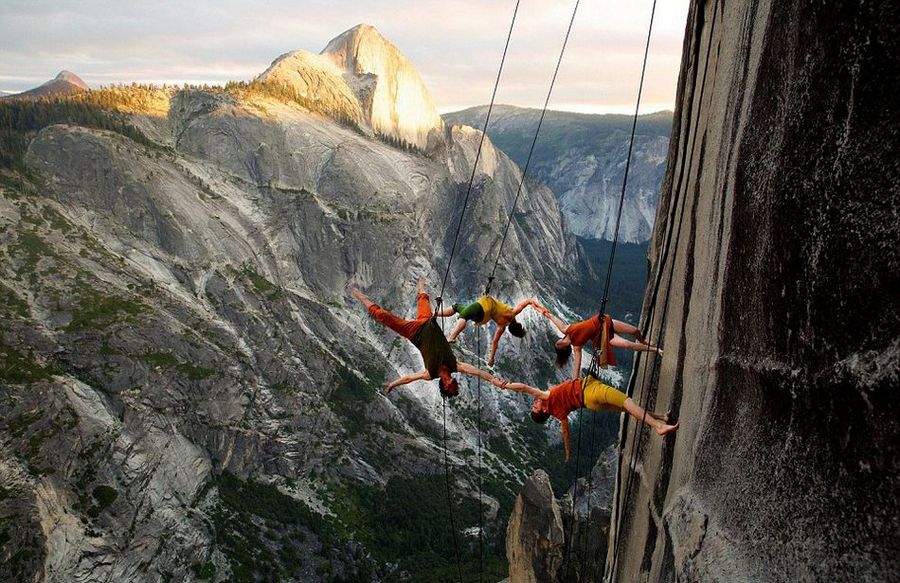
left=564, top=314, right=617, bottom=367
left=565, top=314, right=602, bottom=347
left=546, top=378, right=584, bottom=422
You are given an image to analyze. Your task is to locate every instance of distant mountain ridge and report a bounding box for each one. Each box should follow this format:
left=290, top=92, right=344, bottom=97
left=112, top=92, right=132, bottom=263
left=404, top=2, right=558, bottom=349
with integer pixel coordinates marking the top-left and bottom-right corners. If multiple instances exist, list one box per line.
left=2, top=70, right=89, bottom=100
left=444, top=105, right=673, bottom=242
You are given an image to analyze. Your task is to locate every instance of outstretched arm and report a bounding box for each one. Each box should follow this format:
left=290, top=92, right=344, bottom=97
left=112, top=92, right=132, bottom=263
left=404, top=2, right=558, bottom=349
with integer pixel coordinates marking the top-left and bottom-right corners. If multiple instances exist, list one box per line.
left=535, top=304, right=568, bottom=334
left=457, top=362, right=496, bottom=383
left=436, top=306, right=457, bottom=317
left=385, top=370, right=430, bottom=394
left=511, top=298, right=541, bottom=316
left=496, top=380, right=549, bottom=400
left=561, top=419, right=572, bottom=463
left=572, top=346, right=583, bottom=378
left=488, top=326, right=505, bottom=366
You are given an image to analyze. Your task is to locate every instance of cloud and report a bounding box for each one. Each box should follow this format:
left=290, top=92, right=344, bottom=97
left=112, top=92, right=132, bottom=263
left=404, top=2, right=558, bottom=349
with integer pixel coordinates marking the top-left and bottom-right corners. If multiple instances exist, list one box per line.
left=0, top=0, right=690, bottom=113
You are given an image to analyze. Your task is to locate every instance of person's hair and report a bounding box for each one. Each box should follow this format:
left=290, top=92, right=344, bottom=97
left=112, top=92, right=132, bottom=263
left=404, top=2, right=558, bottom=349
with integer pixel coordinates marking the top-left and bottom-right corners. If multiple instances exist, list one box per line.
left=530, top=410, right=550, bottom=424
left=439, top=377, right=459, bottom=398
left=508, top=318, right=526, bottom=338
left=555, top=345, right=572, bottom=368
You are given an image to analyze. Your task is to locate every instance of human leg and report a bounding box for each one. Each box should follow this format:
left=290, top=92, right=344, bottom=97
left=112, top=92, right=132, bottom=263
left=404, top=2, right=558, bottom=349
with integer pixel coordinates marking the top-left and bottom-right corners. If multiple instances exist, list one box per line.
left=368, top=304, right=423, bottom=339
left=623, top=398, right=679, bottom=435
left=610, top=334, right=662, bottom=354
left=416, top=292, right=433, bottom=319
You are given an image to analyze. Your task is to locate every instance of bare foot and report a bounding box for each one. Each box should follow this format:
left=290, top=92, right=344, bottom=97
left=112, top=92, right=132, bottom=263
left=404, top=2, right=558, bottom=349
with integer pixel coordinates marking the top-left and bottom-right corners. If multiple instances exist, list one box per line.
left=650, top=411, right=671, bottom=424
left=656, top=422, right=679, bottom=436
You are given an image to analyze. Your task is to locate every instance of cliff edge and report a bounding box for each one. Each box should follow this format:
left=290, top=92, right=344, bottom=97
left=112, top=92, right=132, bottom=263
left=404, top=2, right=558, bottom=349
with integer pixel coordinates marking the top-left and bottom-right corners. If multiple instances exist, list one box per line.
left=606, top=0, right=899, bottom=581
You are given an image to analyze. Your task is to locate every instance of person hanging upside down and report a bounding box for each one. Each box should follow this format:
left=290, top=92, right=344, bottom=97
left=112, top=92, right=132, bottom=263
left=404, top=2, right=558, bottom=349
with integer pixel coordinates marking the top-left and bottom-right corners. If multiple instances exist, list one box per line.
left=438, top=296, right=542, bottom=366
left=535, top=305, right=662, bottom=377
left=498, top=375, right=678, bottom=462
left=351, top=278, right=498, bottom=397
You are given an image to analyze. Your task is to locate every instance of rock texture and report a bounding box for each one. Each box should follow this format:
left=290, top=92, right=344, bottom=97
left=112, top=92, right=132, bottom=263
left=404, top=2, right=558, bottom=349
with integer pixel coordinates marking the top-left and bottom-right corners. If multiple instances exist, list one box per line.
left=506, top=471, right=565, bottom=583
left=443, top=105, right=672, bottom=242
left=0, top=26, right=590, bottom=582
left=506, top=447, right=617, bottom=582
left=260, top=24, right=445, bottom=151
left=606, top=1, right=900, bottom=581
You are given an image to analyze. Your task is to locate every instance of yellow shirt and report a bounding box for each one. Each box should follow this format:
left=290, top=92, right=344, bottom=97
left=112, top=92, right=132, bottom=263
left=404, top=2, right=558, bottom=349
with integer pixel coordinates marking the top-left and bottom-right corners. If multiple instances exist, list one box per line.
left=476, top=296, right=513, bottom=325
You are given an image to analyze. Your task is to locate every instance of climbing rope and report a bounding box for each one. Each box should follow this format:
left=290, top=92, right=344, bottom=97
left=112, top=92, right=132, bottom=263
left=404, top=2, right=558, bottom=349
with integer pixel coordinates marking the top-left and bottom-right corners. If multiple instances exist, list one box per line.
left=562, top=0, right=659, bottom=579
left=441, top=398, right=464, bottom=583
left=486, top=0, right=581, bottom=289
left=475, top=326, right=485, bottom=582
left=433, top=3, right=520, bottom=581
left=606, top=1, right=719, bottom=579
left=439, top=0, right=521, bottom=303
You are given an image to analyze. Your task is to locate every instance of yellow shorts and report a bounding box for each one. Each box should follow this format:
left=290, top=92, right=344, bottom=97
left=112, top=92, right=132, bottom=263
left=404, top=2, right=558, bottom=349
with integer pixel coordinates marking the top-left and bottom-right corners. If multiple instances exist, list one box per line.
left=582, top=377, right=628, bottom=412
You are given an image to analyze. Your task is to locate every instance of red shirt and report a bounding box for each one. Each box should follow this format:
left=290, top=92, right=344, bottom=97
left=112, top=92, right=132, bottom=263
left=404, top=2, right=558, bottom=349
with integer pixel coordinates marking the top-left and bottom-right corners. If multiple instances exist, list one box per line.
left=546, top=378, right=583, bottom=421
left=564, top=314, right=617, bottom=366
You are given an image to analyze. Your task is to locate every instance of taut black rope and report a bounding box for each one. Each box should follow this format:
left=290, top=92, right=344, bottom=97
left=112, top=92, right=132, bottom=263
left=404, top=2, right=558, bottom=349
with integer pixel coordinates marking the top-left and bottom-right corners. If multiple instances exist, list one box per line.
left=486, top=0, right=581, bottom=288
left=434, top=4, right=521, bottom=581
left=564, top=0, right=660, bottom=579
left=438, top=0, right=521, bottom=303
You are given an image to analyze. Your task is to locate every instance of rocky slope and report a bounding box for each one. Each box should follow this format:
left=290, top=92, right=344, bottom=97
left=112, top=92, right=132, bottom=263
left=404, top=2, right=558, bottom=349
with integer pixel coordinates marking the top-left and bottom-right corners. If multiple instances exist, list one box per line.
left=605, top=0, right=899, bottom=581
left=443, top=105, right=672, bottom=242
left=0, top=26, right=589, bottom=582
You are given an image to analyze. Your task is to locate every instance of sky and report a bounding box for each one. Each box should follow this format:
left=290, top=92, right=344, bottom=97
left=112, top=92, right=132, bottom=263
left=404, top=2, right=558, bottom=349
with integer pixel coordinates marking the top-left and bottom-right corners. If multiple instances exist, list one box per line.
left=0, top=0, right=690, bottom=114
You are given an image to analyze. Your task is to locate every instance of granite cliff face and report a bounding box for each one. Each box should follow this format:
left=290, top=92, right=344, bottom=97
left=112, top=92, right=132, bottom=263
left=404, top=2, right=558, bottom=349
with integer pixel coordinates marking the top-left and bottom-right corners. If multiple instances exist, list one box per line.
left=443, top=106, right=672, bottom=242
left=506, top=447, right=616, bottom=582
left=260, top=24, right=445, bottom=151
left=0, top=26, right=587, bottom=582
left=606, top=0, right=899, bottom=581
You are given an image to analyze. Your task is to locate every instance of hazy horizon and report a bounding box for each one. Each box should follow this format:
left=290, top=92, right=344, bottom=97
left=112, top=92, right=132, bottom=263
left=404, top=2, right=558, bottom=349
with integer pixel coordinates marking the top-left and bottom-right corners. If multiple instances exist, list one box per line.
left=0, top=0, right=690, bottom=115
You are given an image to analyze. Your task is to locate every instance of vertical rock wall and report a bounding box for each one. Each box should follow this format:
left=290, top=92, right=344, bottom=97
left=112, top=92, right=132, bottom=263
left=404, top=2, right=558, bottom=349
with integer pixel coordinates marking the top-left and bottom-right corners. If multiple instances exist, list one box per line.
left=606, top=0, right=899, bottom=580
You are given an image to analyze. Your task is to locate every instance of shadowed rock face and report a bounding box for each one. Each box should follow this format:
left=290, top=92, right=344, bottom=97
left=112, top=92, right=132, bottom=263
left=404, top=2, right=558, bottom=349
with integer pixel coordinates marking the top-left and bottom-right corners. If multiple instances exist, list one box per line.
left=507, top=470, right=566, bottom=583
left=606, top=1, right=899, bottom=581
left=507, top=447, right=617, bottom=582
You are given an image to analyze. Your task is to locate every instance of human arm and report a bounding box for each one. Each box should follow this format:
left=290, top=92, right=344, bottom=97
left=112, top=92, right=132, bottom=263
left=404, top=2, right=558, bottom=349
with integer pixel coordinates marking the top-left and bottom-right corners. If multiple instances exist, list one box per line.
left=435, top=306, right=457, bottom=317
left=488, top=326, right=505, bottom=366
left=561, top=419, right=571, bottom=463
left=457, top=362, right=499, bottom=383
left=535, top=304, right=568, bottom=334
left=572, top=345, right=583, bottom=378
left=495, top=380, right=549, bottom=400
left=511, top=298, right=543, bottom=316
left=385, top=370, right=430, bottom=394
